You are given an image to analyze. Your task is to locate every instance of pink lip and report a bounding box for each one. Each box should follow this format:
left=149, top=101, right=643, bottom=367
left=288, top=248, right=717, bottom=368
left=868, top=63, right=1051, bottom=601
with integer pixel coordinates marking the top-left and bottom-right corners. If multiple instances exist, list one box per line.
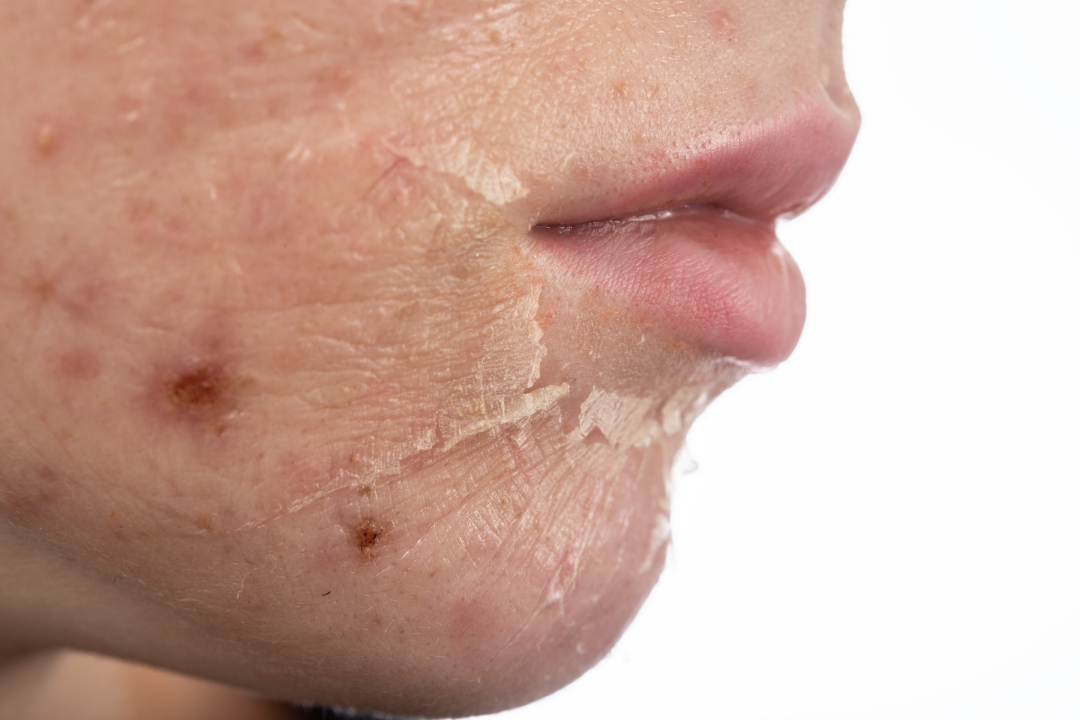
left=531, top=102, right=859, bottom=367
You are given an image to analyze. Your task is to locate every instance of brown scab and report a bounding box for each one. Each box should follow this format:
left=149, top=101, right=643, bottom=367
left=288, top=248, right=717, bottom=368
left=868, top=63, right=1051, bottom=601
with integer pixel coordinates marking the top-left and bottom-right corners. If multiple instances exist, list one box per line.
left=355, top=522, right=382, bottom=554
left=165, top=365, right=228, bottom=410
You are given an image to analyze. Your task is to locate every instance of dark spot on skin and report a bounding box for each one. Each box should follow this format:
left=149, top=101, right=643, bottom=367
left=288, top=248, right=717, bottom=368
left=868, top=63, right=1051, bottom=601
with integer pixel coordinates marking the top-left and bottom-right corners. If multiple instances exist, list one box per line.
left=355, top=522, right=381, bottom=554
left=322, top=591, right=331, bottom=596
left=25, top=278, right=56, bottom=305
left=193, top=515, right=218, bottom=533
left=166, top=365, right=227, bottom=410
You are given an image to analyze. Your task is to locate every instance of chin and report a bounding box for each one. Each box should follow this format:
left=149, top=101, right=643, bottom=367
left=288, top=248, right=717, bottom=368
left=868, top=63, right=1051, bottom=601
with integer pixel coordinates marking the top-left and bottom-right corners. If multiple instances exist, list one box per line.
left=157, top=370, right=728, bottom=718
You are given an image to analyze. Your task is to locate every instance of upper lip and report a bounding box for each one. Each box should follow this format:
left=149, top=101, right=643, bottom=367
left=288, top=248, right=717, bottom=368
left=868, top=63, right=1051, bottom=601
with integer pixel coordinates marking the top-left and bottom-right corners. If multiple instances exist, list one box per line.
left=533, top=101, right=860, bottom=229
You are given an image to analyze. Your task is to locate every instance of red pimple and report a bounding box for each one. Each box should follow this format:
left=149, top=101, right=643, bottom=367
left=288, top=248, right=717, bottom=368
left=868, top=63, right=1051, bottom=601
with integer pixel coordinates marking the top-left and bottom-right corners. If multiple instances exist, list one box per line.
left=35, top=124, right=60, bottom=155
left=706, top=9, right=739, bottom=43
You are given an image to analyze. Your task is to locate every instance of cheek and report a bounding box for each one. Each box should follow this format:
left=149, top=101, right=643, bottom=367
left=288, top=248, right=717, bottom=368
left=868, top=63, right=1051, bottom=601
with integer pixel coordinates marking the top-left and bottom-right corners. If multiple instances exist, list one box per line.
left=0, top=90, right=551, bottom=553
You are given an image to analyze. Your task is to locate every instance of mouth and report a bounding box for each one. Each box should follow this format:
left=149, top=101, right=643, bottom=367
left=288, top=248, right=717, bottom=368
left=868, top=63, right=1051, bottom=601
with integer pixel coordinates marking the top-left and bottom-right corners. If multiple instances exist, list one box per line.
left=529, top=102, right=859, bottom=368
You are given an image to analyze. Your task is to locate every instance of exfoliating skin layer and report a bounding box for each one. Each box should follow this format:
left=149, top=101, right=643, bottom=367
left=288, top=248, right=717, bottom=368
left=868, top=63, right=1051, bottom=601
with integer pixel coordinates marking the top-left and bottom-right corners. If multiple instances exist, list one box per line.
left=0, top=1, right=859, bottom=716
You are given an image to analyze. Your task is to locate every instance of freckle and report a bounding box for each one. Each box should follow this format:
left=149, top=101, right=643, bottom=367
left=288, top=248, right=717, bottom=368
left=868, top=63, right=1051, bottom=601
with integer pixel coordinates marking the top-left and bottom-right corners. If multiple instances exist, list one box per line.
left=354, top=521, right=382, bottom=554
left=109, top=511, right=116, bottom=518
left=358, top=485, right=374, bottom=498
left=165, top=365, right=227, bottom=410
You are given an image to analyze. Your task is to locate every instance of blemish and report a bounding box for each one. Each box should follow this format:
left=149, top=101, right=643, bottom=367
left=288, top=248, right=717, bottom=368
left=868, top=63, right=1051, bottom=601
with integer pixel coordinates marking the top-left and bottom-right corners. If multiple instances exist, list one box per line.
left=165, top=365, right=228, bottom=410
left=355, top=521, right=382, bottom=554
left=36, top=124, right=59, bottom=155
left=25, top=278, right=56, bottom=306
left=58, top=350, right=101, bottom=380
left=706, top=9, right=739, bottom=43
left=193, top=515, right=218, bottom=533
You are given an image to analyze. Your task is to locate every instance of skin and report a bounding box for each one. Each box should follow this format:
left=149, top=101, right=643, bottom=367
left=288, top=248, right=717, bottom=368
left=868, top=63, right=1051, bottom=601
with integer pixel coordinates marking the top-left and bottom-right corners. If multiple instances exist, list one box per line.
left=0, top=0, right=858, bottom=717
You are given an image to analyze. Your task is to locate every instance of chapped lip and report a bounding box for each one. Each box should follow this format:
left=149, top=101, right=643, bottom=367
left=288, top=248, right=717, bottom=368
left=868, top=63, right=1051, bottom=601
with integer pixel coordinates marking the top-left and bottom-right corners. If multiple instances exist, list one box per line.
left=529, top=101, right=859, bottom=367
left=534, top=102, right=860, bottom=229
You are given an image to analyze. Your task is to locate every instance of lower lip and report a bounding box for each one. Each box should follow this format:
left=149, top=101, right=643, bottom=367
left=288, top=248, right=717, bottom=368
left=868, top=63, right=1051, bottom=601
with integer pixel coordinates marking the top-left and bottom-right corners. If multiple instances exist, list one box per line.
left=531, top=205, right=805, bottom=367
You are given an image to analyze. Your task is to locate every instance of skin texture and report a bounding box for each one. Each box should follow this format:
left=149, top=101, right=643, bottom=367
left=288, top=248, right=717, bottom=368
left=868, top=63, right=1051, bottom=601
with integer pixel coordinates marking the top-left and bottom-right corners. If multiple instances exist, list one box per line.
left=0, top=0, right=859, bottom=717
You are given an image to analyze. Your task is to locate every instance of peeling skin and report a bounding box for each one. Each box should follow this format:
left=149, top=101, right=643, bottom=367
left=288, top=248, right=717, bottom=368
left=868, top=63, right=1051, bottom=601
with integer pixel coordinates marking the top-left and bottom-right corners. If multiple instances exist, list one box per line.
left=569, top=381, right=717, bottom=449
left=572, top=387, right=667, bottom=448
left=384, top=136, right=531, bottom=207
left=441, top=382, right=569, bottom=450
left=0, top=1, right=858, bottom=717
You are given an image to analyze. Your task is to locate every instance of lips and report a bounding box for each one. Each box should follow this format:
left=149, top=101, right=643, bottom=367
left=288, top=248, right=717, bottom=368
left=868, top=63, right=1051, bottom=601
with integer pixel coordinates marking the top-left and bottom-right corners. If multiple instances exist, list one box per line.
left=529, top=102, right=859, bottom=367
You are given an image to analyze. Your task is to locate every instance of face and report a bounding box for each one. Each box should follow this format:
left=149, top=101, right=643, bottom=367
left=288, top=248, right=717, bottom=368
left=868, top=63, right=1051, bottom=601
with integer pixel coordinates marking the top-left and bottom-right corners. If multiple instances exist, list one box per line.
left=0, top=0, right=858, bottom=716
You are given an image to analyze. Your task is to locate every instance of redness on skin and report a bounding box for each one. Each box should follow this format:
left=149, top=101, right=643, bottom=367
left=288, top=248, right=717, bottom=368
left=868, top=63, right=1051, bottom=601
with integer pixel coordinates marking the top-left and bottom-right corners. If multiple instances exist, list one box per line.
left=707, top=9, right=740, bottom=43
left=58, top=349, right=102, bottom=380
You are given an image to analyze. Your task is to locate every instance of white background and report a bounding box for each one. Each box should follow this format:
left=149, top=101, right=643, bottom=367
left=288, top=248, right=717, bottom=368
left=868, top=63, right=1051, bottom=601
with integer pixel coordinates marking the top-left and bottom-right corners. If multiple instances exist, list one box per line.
left=492, top=0, right=1080, bottom=718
